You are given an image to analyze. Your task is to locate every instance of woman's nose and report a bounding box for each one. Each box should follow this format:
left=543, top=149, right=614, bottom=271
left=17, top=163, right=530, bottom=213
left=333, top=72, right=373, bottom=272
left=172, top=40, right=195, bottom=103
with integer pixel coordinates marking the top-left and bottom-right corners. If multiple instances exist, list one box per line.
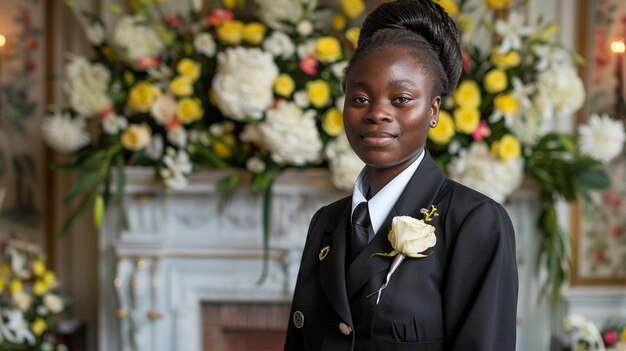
left=367, top=101, right=393, bottom=123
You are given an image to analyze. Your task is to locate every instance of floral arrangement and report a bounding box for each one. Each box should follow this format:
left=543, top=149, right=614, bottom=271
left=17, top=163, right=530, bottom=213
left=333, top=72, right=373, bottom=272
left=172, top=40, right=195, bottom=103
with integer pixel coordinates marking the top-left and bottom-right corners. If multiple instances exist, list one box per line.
left=42, top=0, right=365, bottom=237
left=0, top=240, right=67, bottom=350
left=427, top=0, right=626, bottom=302
left=563, top=314, right=606, bottom=351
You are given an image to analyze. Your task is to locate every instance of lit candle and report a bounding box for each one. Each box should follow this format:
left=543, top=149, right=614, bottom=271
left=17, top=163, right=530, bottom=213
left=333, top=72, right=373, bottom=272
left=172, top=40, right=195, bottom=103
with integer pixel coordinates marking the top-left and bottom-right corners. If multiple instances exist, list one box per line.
left=0, top=35, right=5, bottom=47
left=611, top=38, right=626, bottom=115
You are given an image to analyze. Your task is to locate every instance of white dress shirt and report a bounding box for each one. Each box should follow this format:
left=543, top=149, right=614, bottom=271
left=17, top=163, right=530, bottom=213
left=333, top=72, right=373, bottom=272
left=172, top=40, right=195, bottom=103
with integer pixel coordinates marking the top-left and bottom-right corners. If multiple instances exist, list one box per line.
left=351, top=150, right=425, bottom=238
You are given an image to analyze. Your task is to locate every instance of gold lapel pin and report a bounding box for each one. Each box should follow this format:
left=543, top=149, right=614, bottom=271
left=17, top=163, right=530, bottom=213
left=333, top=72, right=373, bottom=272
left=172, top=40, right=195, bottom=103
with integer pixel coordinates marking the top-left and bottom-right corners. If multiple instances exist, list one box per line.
left=319, top=246, right=330, bottom=261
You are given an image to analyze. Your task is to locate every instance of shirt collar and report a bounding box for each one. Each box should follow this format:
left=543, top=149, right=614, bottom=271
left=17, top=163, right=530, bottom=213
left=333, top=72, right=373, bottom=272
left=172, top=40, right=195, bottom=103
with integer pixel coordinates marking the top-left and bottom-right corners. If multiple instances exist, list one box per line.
left=351, top=150, right=425, bottom=235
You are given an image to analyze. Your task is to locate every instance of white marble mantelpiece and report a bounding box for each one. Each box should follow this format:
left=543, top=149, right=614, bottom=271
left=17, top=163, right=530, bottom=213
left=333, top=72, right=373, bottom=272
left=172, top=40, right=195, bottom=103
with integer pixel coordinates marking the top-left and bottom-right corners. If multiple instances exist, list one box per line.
left=98, top=168, right=347, bottom=351
left=98, top=169, right=556, bottom=351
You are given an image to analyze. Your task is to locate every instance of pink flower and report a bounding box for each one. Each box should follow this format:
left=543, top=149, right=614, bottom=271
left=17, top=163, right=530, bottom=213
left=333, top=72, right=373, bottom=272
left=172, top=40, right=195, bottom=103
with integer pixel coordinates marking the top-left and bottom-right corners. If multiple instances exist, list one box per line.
left=137, top=56, right=160, bottom=70
left=472, top=120, right=491, bottom=142
left=299, top=54, right=318, bottom=76
left=603, top=330, right=618, bottom=347
left=167, top=117, right=181, bottom=131
left=206, top=9, right=233, bottom=26
left=99, top=106, right=114, bottom=122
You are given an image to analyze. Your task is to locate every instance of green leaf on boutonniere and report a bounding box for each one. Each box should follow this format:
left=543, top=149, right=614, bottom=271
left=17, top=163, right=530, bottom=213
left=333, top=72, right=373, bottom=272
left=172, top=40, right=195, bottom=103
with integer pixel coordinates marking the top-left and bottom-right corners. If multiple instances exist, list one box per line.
left=373, top=250, right=398, bottom=258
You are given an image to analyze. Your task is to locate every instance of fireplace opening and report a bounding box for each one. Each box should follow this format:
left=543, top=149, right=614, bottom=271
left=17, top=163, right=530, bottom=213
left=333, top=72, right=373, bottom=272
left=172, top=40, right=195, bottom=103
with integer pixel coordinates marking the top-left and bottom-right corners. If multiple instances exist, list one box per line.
left=203, top=302, right=291, bottom=351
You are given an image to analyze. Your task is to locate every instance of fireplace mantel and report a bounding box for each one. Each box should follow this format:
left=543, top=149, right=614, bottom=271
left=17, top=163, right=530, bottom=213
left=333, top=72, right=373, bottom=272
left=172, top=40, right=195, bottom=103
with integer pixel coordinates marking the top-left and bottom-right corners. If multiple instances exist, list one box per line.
left=99, top=168, right=550, bottom=351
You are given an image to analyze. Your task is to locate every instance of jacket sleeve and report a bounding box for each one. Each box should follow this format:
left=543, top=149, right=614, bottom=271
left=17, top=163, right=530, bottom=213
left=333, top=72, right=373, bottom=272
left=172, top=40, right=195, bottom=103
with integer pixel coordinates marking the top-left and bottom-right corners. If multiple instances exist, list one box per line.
left=283, top=207, right=323, bottom=351
left=443, top=201, right=518, bottom=351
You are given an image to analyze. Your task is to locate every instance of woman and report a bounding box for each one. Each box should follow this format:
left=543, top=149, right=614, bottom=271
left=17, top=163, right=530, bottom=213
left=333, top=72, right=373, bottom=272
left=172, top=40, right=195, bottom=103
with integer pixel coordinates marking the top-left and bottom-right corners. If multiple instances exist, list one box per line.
left=284, top=1, right=518, bottom=350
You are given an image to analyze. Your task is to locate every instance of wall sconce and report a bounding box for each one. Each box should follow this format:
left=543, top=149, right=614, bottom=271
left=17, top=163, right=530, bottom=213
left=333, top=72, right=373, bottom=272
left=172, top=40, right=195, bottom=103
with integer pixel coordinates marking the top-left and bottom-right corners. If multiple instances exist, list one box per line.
left=611, top=38, right=626, bottom=118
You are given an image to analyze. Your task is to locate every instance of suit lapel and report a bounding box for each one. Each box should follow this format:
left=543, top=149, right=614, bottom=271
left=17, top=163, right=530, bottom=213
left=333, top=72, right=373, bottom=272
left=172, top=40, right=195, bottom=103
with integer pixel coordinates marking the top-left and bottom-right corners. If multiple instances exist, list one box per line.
left=318, top=200, right=353, bottom=325
left=346, top=151, right=446, bottom=299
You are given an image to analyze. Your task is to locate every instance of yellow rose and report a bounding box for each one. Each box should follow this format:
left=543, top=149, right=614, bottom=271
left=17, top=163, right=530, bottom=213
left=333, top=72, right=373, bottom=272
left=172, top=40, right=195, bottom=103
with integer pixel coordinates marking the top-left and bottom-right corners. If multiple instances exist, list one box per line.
left=485, top=0, right=510, bottom=10
left=0, top=279, right=5, bottom=294
left=33, top=280, right=47, bottom=296
left=212, top=134, right=235, bottom=158
left=315, top=36, right=343, bottom=63
left=122, top=124, right=152, bottom=151
left=339, top=0, right=365, bottom=19
left=490, top=48, right=521, bottom=69
left=492, top=134, right=521, bottom=161
left=484, top=69, right=508, bottom=94
left=274, top=74, right=295, bottom=97
left=177, top=58, right=201, bottom=82
left=453, top=108, right=480, bottom=134
left=217, top=20, right=244, bottom=45
left=44, top=271, right=57, bottom=288
left=332, top=14, right=347, bottom=31
left=176, top=97, right=204, bottom=124
left=432, top=0, right=458, bottom=17
left=620, top=327, right=626, bottom=342
left=243, top=22, right=266, bottom=46
left=306, top=80, right=331, bottom=108
left=453, top=80, right=481, bottom=109
left=10, top=279, right=22, bottom=295
left=128, top=81, right=161, bottom=112
left=169, top=76, right=194, bottom=97
left=33, top=260, right=46, bottom=277
left=221, top=0, right=236, bottom=9
left=494, top=93, right=520, bottom=117
left=345, top=27, right=360, bottom=48
left=428, top=110, right=455, bottom=145
left=32, top=318, right=47, bottom=336
left=322, top=108, right=344, bottom=136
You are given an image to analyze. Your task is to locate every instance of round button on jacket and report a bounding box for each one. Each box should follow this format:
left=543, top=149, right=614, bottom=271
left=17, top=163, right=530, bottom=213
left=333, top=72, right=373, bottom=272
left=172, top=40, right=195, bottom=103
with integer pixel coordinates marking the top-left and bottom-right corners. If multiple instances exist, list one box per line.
left=338, top=322, right=352, bottom=336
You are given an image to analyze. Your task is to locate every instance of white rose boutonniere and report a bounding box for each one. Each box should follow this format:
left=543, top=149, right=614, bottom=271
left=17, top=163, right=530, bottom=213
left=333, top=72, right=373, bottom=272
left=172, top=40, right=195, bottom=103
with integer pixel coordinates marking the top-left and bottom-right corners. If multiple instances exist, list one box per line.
left=368, top=205, right=438, bottom=304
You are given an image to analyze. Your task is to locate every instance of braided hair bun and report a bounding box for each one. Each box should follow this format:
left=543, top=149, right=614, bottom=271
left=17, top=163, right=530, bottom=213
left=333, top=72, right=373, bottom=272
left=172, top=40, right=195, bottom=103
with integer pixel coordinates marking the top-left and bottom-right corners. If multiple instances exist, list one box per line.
left=346, top=0, right=462, bottom=97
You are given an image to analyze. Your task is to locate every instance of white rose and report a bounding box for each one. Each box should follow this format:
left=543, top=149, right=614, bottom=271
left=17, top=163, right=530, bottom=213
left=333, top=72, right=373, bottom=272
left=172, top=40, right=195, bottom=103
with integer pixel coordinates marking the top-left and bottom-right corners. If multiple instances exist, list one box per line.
left=262, top=31, right=295, bottom=59
left=388, top=216, right=436, bottom=257
left=65, top=56, right=112, bottom=116
left=246, top=156, right=266, bottom=173
left=150, top=94, right=177, bottom=125
left=113, top=15, right=165, bottom=63
left=167, top=125, right=188, bottom=148
left=296, top=20, right=314, bottom=37
left=86, top=22, right=105, bottom=46
left=102, top=113, right=128, bottom=135
left=41, top=112, right=90, bottom=153
left=257, top=0, right=304, bottom=31
left=259, top=101, right=322, bottom=165
left=43, top=294, right=64, bottom=314
left=194, top=32, right=216, bottom=57
left=293, top=90, right=310, bottom=108
left=212, top=47, right=279, bottom=120
left=13, top=292, right=33, bottom=312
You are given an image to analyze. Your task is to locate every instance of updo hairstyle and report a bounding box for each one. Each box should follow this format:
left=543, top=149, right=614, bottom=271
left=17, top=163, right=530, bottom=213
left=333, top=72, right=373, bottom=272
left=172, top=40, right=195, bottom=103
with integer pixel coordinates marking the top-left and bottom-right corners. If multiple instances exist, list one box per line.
left=343, top=0, right=462, bottom=98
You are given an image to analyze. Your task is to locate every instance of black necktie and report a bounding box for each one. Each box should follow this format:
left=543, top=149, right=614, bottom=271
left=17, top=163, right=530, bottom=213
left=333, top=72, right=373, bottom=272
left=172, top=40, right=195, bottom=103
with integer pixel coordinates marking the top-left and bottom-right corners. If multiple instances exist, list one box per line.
left=350, top=201, right=371, bottom=261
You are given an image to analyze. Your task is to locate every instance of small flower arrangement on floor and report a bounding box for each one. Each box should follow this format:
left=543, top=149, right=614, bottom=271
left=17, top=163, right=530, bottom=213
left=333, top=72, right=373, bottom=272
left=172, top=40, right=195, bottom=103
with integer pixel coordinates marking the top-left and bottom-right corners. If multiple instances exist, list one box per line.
left=0, top=240, right=67, bottom=351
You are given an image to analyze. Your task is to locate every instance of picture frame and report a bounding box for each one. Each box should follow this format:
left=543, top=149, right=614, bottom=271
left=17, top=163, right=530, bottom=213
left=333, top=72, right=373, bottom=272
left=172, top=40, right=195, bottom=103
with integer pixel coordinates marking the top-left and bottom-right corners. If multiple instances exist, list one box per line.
left=571, top=0, right=626, bottom=285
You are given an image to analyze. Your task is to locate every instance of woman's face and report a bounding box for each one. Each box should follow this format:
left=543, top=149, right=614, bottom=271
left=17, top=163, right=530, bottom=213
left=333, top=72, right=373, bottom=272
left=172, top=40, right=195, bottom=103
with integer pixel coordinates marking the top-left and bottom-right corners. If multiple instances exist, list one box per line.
left=343, top=46, right=441, bottom=175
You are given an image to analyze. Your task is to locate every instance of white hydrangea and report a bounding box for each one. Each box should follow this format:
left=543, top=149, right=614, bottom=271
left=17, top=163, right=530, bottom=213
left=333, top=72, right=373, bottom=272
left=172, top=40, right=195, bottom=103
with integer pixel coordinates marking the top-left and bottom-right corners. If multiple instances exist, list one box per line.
left=259, top=101, right=323, bottom=165
left=41, top=112, right=90, bottom=153
left=43, top=294, right=65, bottom=314
left=578, top=113, right=626, bottom=163
left=447, top=143, right=524, bottom=203
left=64, top=56, right=111, bottom=116
left=536, top=65, right=585, bottom=119
left=194, top=32, right=216, bottom=57
left=324, top=134, right=364, bottom=191
left=533, top=45, right=572, bottom=72
left=509, top=106, right=543, bottom=145
left=257, top=0, right=304, bottom=31
left=113, top=15, right=165, bottom=63
left=4, top=309, right=35, bottom=345
left=212, top=47, right=279, bottom=120
left=263, top=31, right=295, bottom=59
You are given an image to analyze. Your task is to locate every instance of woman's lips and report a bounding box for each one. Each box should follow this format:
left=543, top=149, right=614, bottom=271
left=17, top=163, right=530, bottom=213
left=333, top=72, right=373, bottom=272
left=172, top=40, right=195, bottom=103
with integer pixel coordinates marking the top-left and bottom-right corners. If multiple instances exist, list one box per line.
left=361, top=131, right=396, bottom=146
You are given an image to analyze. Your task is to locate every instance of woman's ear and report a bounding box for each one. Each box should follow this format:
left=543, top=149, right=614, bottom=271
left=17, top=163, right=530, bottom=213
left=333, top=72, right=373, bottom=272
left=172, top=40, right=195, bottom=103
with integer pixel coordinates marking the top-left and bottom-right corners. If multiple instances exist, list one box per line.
left=430, top=96, right=441, bottom=128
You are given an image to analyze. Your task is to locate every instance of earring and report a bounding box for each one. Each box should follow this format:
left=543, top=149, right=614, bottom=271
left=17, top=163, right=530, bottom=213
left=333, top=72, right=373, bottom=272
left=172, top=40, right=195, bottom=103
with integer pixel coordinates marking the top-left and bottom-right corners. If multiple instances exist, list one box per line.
left=430, top=120, right=437, bottom=128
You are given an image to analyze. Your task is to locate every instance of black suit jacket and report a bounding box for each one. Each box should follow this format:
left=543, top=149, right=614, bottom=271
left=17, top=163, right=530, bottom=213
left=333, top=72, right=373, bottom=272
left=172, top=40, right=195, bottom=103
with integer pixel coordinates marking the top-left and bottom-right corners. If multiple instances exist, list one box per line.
left=284, top=152, right=518, bottom=350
